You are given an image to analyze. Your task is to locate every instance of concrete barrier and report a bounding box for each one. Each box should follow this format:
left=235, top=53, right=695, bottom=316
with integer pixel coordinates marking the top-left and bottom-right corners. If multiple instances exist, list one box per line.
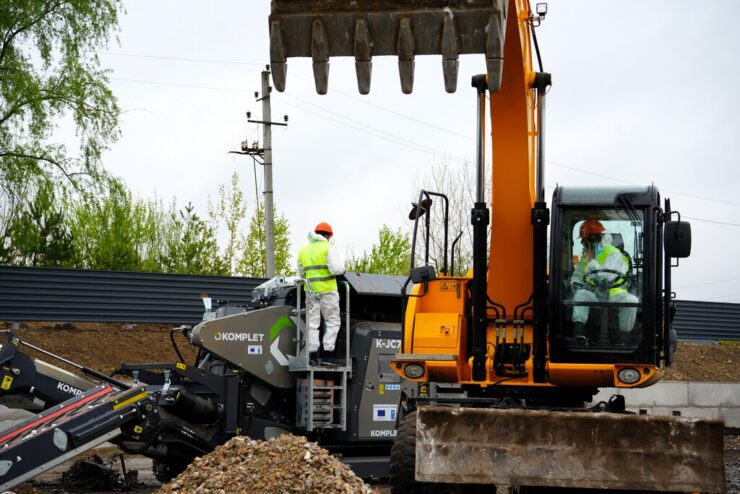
left=589, top=381, right=740, bottom=427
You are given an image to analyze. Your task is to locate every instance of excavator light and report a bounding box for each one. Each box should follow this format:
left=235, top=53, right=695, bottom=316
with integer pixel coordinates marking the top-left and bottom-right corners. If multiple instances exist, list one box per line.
left=617, top=367, right=640, bottom=384
left=536, top=3, right=548, bottom=16
left=404, top=364, right=425, bottom=379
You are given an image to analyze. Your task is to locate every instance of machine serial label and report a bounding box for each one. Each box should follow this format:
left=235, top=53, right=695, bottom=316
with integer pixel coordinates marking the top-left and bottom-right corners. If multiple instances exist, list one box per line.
left=248, top=345, right=263, bottom=355
left=57, top=382, right=84, bottom=396
left=375, top=339, right=401, bottom=349
left=373, top=404, right=397, bottom=422
left=214, top=332, right=264, bottom=342
left=370, top=429, right=397, bottom=437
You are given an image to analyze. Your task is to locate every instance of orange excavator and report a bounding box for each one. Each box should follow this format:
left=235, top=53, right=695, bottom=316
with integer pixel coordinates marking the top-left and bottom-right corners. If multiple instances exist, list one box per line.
left=268, top=1, right=725, bottom=491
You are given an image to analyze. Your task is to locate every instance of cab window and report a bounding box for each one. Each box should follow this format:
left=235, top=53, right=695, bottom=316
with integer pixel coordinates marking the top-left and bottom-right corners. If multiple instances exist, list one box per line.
left=559, top=208, right=644, bottom=351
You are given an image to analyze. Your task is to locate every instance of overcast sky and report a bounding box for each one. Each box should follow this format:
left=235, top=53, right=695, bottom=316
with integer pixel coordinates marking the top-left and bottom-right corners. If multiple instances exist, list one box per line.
left=88, top=1, right=739, bottom=303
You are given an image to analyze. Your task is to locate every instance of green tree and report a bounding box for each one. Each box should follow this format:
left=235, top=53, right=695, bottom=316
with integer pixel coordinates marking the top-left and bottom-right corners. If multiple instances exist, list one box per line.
left=210, top=173, right=247, bottom=275
left=67, top=179, right=151, bottom=271
left=237, top=201, right=293, bottom=277
left=163, top=203, right=226, bottom=275
left=1, top=179, right=74, bottom=266
left=346, top=225, right=410, bottom=275
left=0, top=0, right=123, bottom=214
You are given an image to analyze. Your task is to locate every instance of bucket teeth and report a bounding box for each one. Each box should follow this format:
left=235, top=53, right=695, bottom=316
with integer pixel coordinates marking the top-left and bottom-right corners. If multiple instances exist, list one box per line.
left=269, top=21, right=287, bottom=92
left=311, top=18, right=330, bottom=94
left=354, top=19, right=372, bottom=94
left=269, top=1, right=507, bottom=94
left=485, top=15, right=504, bottom=92
left=397, top=17, right=415, bottom=94
left=441, top=15, right=459, bottom=93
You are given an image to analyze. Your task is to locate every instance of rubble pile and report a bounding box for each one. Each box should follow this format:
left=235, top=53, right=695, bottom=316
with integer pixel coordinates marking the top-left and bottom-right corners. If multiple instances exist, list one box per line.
left=158, top=434, right=373, bottom=494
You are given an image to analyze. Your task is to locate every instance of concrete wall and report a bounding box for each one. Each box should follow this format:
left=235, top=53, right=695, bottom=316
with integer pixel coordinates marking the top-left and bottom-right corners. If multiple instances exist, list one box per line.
left=590, top=381, right=740, bottom=427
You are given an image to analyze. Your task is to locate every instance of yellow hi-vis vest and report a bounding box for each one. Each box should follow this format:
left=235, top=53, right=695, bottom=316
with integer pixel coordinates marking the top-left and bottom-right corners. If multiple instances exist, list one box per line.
left=298, top=240, right=337, bottom=293
left=583, top=244, right=629, bottom=297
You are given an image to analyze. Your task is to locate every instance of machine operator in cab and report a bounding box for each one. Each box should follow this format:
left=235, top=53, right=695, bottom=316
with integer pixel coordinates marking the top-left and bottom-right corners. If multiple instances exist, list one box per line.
left=297, top=222, right=346, bottom=362
left=570, top=219, right=638, bottom=344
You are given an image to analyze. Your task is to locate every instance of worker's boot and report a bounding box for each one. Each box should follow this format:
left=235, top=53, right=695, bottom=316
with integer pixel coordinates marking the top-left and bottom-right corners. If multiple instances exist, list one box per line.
left=572, top=322, right=587, bottom=346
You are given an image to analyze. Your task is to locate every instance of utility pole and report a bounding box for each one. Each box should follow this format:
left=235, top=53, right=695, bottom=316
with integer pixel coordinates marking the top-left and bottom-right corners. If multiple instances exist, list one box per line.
left=261, top=68, right=275, bottom=278
left=229, top=65, right=288, bottom=279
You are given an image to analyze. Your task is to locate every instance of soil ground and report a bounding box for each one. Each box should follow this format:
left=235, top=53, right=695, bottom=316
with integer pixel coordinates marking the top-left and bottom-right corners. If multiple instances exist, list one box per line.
left=3, top=321, right=738, bottom=382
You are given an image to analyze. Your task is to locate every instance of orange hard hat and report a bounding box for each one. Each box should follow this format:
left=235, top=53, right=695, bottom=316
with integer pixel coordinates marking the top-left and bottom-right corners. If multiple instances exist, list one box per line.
left=315, top=222, right=333, bottom=236
left=579, top=219, right=605, bottom=238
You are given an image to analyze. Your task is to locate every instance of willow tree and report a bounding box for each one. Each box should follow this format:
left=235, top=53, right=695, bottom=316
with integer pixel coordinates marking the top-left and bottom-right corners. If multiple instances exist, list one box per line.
left=0, top=0, right=123, bottom=231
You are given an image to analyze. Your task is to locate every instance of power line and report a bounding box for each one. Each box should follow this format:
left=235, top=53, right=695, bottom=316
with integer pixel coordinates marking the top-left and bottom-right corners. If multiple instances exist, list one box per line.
left=548, top=159, right=740, bottom=207
left=103, top=50, right=474, bottom=140
left=111, top=76, right=248, bottom=93
left=277, top=97, right=472, bottom=167
left=675, top=276, right=740, bottom=290
left=104, top=51, right=264, bottom=66
left=276, top=93, right=472, bottom=167
left=684, top=215, right=740, bottom=227
left=101, top=51, right=738, bottom=209
left=288, top=73, right=474, bottom=140
left=109, top=76, right=740, bottom=223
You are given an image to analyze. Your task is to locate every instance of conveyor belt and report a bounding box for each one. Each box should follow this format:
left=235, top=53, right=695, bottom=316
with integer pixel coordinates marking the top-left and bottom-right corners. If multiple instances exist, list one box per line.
left=0, top=383, right=152, bottom=492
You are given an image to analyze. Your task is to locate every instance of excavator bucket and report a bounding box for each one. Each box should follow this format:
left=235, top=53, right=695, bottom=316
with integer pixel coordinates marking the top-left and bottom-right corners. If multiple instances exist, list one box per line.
left=416, top=406, right=726, bottom=492
left=269, top=0, right=507, bottom=94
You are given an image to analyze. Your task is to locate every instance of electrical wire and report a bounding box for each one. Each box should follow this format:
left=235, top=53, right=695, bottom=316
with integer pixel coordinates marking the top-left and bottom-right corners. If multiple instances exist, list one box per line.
left=108, top=76, right=740, bottom=222
left=103, top=51, right=264, bottom=66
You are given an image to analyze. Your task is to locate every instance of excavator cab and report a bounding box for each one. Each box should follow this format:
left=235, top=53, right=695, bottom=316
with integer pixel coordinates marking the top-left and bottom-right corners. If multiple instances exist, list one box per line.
left=549, top=185, right=689, bottom=371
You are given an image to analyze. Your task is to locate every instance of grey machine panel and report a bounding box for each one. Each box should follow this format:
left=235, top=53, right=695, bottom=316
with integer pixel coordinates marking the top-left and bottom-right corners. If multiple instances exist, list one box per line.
left=190, top=305, right=297, bottom=388
left=348, top=322, right=404, bottom=441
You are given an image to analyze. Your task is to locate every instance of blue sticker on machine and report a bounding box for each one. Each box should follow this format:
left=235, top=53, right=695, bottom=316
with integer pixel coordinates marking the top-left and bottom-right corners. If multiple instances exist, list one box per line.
left=384, top=384, right=401, bottom=391
left=373, top=404, right=397, bottom=422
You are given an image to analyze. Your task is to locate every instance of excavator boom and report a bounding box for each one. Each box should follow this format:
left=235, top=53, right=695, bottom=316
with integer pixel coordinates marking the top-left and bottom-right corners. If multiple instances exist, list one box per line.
left=266, top=0, right=726, bottom=492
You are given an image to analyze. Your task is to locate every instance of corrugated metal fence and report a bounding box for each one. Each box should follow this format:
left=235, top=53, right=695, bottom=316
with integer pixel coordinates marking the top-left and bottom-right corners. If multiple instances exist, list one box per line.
left=0, top=267, right=738, bottom=340
left=673, top=300, right=740, bottom=341
left=0, top=266, right=265, bottom=324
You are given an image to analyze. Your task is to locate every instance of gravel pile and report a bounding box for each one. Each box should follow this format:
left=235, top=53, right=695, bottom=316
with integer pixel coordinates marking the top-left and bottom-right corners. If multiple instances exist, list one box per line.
left=158, top=434, right=373, bottom=494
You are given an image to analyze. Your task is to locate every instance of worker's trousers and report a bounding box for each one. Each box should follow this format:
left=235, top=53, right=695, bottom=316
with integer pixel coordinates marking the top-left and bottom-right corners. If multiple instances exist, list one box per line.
left=306, top=290, right=341, bottom=353
left=572, top=289, right=638, bottom=332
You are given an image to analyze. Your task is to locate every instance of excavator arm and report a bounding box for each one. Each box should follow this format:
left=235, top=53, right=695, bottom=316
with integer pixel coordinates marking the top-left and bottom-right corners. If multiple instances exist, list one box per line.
left=266, top=1, right=725, bottom=492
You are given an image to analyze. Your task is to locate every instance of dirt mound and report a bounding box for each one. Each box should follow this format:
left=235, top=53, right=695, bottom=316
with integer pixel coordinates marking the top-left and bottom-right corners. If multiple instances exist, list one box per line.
left=158, top=434, right=372, bottom=494
left=3, top=322, right=739, bottom=382
left=663, top=341, right=740, bottom=382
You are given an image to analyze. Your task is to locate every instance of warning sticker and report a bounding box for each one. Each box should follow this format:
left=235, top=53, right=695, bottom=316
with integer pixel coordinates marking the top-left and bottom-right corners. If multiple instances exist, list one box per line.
left=1, top=375, right=12, bottom=390
left=439, top=282, right=458, bottom=292
left=248, top=345, right=263, bottom=355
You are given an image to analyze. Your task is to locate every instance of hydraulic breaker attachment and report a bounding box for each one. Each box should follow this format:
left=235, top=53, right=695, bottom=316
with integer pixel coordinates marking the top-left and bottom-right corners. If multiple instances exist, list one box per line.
left=269, top=0, right=507, bottom=94
left=0, top=384, right=154, bottom=492
left=416, top=405, right=726, bottom=492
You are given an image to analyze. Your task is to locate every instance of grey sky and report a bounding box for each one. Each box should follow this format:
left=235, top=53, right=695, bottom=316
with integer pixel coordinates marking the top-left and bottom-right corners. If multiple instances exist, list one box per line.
left=91, top=1, right=739, bottom=302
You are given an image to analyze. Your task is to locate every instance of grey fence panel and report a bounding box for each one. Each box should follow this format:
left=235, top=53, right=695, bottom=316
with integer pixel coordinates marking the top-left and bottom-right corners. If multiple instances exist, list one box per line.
left=673, top=300, right=740, bottom=341
left=0, top=266, right=266, bottom=324
left=1, top=267, right=738, bottom=340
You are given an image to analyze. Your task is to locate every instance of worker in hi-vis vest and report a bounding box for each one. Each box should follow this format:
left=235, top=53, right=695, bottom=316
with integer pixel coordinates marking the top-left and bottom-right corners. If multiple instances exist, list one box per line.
left=297, top=222, right=346, bottom=360
left=570, top=219, right=638, bottom=342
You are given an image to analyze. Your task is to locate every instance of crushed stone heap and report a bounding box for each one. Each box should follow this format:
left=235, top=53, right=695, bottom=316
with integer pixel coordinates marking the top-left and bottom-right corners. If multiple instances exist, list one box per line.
left=158, top=434, right=373, bottom=494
